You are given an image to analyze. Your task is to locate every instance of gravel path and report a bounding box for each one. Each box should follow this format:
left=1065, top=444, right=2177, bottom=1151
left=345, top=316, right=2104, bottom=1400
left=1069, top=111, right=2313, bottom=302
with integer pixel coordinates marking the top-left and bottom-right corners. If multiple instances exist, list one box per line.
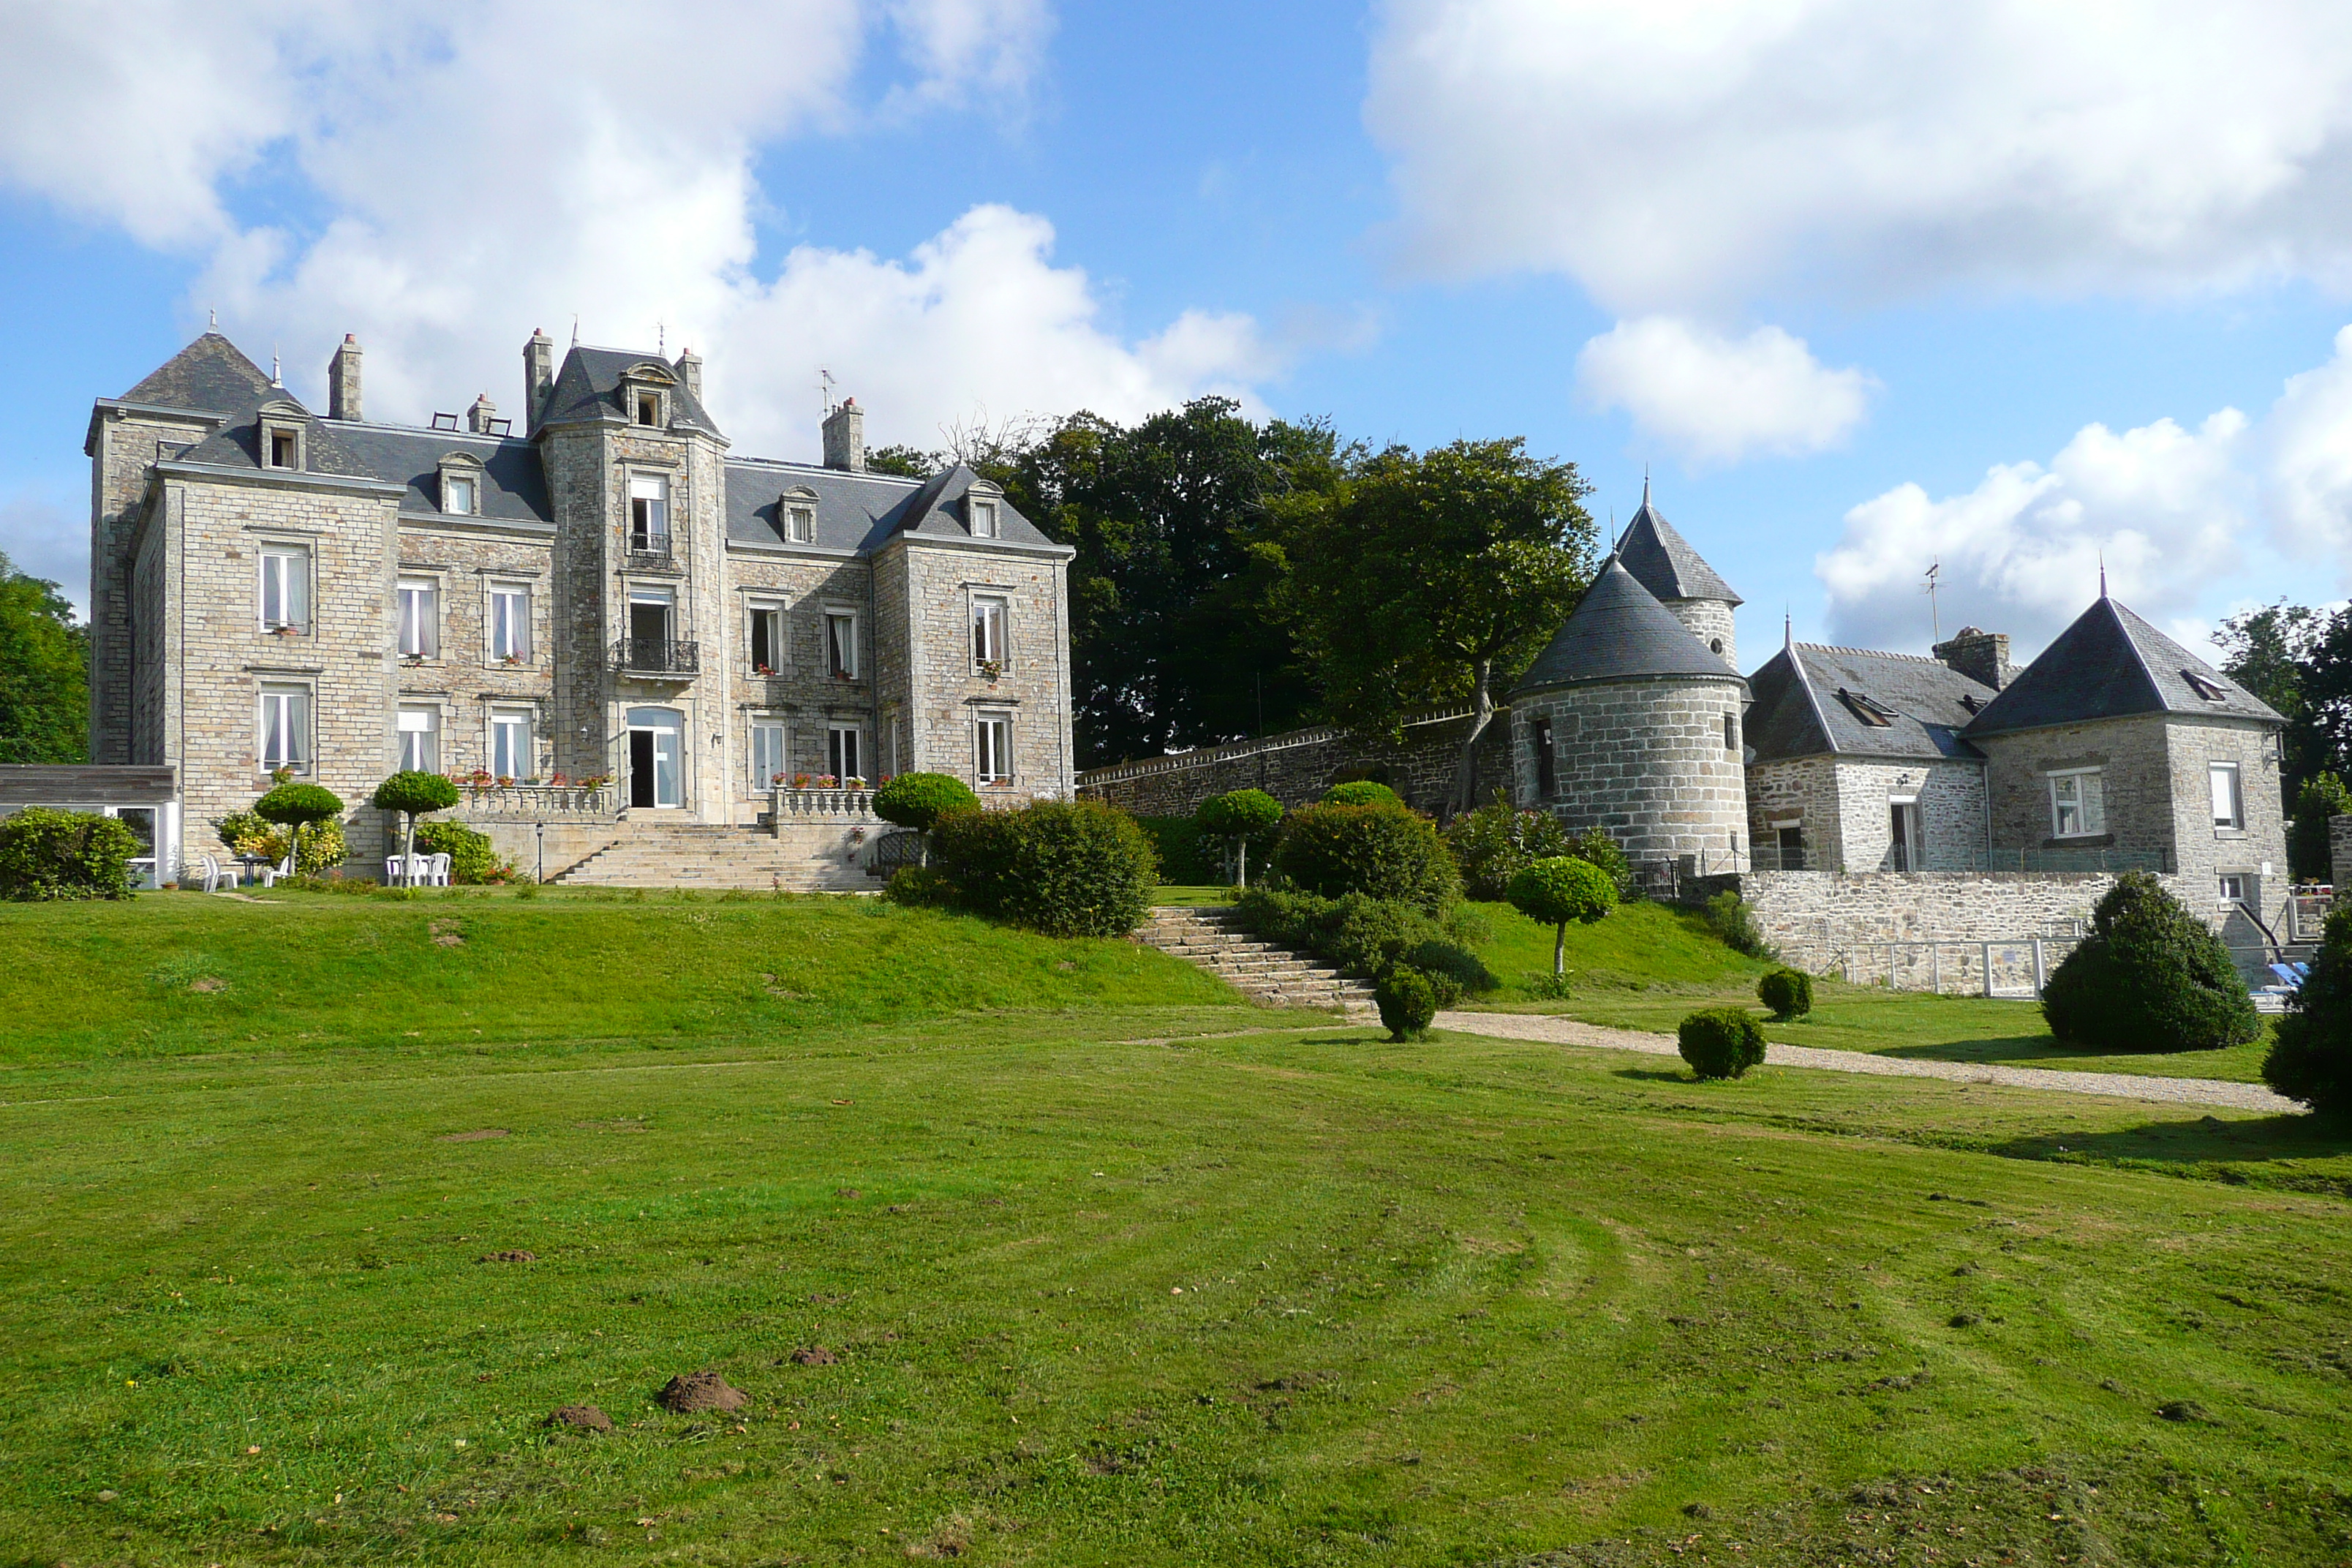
left=1433, top=1010, right=2301, bottom=1115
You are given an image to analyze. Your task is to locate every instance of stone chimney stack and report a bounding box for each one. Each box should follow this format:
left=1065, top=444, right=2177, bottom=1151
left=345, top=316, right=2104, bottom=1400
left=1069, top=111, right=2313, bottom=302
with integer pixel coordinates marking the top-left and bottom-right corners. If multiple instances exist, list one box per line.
left=674, top=347, right=702, bottom=402
left=822, top=397, right=864, bottom=472
left=522, top=328, right=554, bottom=431
left=467, top=392, right=500, bottom=434
left=1933, top=625, right=2013, bottom=690
left=327, top=333, right=363, bottom=422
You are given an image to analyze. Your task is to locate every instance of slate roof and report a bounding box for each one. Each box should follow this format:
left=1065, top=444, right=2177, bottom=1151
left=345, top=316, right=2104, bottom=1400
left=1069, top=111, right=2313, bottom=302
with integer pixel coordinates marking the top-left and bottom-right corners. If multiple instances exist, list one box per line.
left=118, top=332, right=274, bottom=416
left=1512, top=557, right=1747, bottom=695
left=539, top=345, right=724, bottom=438
left=1617, top=494, right=1741, bottom=606
left=1962, top=595, right=2283, bottom=736
left=334, top=425, right=551, bottom=523
left=1745, top=644, right=1994, bottom=764
left=724, top=459, right=1060, bottom=552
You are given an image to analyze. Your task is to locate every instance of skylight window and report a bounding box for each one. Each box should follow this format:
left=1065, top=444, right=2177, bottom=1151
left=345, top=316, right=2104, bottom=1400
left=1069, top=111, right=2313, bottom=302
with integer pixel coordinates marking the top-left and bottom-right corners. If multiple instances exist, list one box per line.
left=2184, top=670, right=2229, bottom=702
left=1838, top=688, right=1896, bottom=728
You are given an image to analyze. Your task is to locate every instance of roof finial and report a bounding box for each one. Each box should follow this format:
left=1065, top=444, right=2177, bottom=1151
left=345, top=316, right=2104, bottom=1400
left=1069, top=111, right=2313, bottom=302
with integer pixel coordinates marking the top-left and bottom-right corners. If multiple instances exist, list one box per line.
left=570, top=314, right=579, bottom=347
left=208, top=306, right=216, bottom=330
left=1784, top=606, right=1793, bottom=650
left=2099, top=551, right=2108, bottom=599
left=657, top=319, right=665, bottom=355
left=270, top=347, right=282, bottom=385
left=1641, top=466, right=1651, bottom=510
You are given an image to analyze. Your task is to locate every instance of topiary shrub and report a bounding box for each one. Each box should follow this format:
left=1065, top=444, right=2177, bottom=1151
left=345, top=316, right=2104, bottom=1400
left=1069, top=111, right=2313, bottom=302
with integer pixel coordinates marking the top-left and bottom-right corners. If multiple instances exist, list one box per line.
left=1375, top=967, right=1438, bottom=1041
left=254, top=780, right=345, bottom=874
left=414, top=819, right=509, bottom=884
left=1758, top=967, right=1813, bottom=1019
left=1272, top=802, right=1460, bottom=911
left=2041, top=871, right=2261, bottom=1052
left=1323, top=780, right=1403, bottom=809
left=883, top=864, right=957, bottom=909
left=1678, top=1008, right=1767, bottom=1080
left=1444, top=795, right=1572, bottom=900
left=372, top=770, right=461, bottom=885
left=1505, top=856, right=1618, bottom=976
left=929, top=799, right=1157, bottom=937
left=1703, top=890, right=1776, bottom=960
left=1563, top=826, right=1637, bottom=900
left=873, top=772, right=980, bottom=832
left=2266, top=905, right=2352, bottom=1116
left=1196, top=788, right=1284, bottom=887
left=0, top=807, right=140, bottom=901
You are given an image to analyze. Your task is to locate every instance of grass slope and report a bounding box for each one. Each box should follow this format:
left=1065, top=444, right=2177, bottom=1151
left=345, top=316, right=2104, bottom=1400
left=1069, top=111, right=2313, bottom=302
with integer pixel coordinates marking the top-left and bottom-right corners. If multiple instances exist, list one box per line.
left=0, top=889, right=1243, bottom=1062
left=2, top=1015, right=2348, bottom=1564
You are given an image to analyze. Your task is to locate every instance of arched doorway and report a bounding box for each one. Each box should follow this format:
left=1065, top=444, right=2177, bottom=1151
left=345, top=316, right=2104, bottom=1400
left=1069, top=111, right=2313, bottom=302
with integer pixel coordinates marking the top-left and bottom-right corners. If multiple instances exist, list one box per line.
left=627, top=706, right=683, bottom=809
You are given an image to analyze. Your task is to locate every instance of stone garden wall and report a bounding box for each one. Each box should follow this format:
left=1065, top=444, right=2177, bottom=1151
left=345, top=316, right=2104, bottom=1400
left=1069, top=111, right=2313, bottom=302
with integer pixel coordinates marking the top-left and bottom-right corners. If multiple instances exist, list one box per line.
left=1076, top=706, right=1511, bottom=818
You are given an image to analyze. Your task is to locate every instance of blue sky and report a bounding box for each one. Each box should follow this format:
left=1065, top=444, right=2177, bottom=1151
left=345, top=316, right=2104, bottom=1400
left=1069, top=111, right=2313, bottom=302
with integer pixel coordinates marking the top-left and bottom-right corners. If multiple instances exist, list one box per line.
left=8, top=0, right=2352, bottom=665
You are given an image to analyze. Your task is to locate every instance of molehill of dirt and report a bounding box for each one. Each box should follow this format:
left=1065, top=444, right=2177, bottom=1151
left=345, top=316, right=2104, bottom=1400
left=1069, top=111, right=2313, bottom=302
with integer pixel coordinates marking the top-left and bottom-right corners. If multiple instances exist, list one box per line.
left=657, top=1371, right=748, bottom=1414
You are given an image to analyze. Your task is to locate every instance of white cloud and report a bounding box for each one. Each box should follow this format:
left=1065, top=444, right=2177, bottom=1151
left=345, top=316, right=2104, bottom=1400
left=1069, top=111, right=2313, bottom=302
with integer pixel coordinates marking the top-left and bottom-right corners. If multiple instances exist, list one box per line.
left=1366, top=0, right=2352, bottom=312
left=1574, top=316, right=1875, bottom=466
left=2264, top=323, right=2352, bottom=562
left=0, top=1, right=1274, bottom=464
left=0, top=491, right=88, bottom=617
left=1817, top=410, right=2252, bottom=654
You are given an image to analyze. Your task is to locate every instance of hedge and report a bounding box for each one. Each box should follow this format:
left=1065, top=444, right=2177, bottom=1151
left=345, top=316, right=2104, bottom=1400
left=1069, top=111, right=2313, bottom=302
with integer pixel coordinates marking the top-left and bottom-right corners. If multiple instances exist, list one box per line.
left=928, top=799, right=1158, bottom=937
left=0, top=807, right=140, bottom=901
left=1270, top=802, right=1459, bottom=911
left=1231, top=886, right=1489, bottom=1002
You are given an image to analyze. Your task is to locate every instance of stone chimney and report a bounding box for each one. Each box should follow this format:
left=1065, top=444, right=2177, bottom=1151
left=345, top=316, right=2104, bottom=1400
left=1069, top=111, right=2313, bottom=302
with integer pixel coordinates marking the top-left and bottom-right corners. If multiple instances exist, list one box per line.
left=467, top=392, right=500, bottom=434
left=327, top=333, right=363, bottom=422
left=822, top=397, right=864, bottom=472
left=674, top=347, right=702, bottom=402
left=1933, top=625, right=2013, bottom=690
left=522, top=328, right=554, bottom=431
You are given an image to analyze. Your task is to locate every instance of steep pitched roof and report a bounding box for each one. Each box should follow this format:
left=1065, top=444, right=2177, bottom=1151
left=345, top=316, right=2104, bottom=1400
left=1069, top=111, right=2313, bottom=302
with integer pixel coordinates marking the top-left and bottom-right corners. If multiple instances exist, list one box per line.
left=1616, top=494, right=1741, bottom=606
left=1512, top=557, right=1746, bottom=695
left=723, top=460, right=1062, bottom=553
left=539, top=346, right=725, bottom=439
left=1963, top=595, right=2283, bottom=737
left=119, top=332, right=274, bottom=416
left=1746, top=644, right=1992, bottom=764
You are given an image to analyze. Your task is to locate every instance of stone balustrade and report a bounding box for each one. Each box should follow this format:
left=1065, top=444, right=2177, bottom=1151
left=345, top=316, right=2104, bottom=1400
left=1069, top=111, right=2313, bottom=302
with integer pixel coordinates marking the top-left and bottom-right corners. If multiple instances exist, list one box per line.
left=770, top=785, right=880, bottom=821
left=446, top=783, right=616, bottom=820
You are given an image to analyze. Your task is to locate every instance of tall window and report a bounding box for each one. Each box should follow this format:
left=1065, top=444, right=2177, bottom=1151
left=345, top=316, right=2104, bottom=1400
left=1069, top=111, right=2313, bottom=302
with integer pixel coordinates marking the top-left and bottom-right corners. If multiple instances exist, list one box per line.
left=443, top=475, right=476, bottom=516
left=970, top=498, right=1000, bottom=538
left=749, top=604, right=783, bottom=673
left=490, top=709, right=533, bottom=780
left=397, top=579, right=439, bottom=658
left=629, top=474, right=669, bottom=551
left=750, top=721, right=787, bottom=788
left=1723, top=712, right=1738, bottom=750
left=2210, top=762, right=2244, bottom=829
left=397, top=705, right=440, bottom=772
left=257, top=684, right=309, bottom=770
left=2049, top=770, right=2106, bottom=838
left=1531, top=716, right=1556, bottom=797
left=827, top=725, right=862, bottom=783
left=489, top=584, right=531, bottom=663
left=972, top=595, right=1006, bottom=670
left=786, top=504, right=815, bottom=543
left=826, top=611, right=857, bottom=679
left=976, top=712, right=1012, bottom=784
left=259, top=547, right=309, bottom=631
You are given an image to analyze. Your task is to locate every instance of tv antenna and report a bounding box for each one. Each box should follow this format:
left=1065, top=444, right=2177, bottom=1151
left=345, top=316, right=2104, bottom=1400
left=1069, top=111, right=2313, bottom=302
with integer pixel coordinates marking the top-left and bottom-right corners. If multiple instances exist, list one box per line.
left=818, top=366, right=837, bottom=418
left=1922, top=559, right=1942, bottom=641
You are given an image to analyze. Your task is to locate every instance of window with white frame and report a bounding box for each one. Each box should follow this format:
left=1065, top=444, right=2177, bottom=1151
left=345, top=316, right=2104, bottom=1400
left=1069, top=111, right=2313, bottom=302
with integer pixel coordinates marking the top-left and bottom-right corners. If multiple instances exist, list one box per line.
left=489, top=708, right=533, bottom=780
left=258, top=546, right=310, bottom=632
left=2210, top=761, right=2244, bottom=829
left=628, top=473, right=670, bottom=551
left=2219, top=872, right=2247, bottom=905
left=748, top=603, right=783, bottom=674
left=2048, top=769, right=2106, bottom=838
left=826, top=611, right=857, bottom=679
left=976, top=711, right=1012, bottom=785
left=826, top=724, right=862, bottom=783
left=442, top=473, right=477, bottom=516
left=970, top=497, right=1000, bottom=538
left=489, top=583, right=531, bottom=663
left=397, top=704, right=440, bottom=772
left=971, top=594, right=1007, bottom=671
left=785, top=502, right=815, bottom=543
left=257, top=683, right=309, bottom=770
left=750, top=720, right=788, bottom=789
left=397, top=578, right=439, bottom=658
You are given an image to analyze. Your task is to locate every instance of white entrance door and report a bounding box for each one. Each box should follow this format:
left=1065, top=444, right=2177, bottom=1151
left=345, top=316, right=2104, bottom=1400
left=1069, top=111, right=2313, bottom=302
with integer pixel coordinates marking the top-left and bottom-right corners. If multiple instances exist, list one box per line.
left=627, top=706, right=683, bottom=809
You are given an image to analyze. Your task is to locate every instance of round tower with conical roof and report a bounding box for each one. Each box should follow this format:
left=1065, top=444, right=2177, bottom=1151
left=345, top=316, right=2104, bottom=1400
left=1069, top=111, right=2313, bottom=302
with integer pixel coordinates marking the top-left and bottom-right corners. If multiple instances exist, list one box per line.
left=1616, top=482, right=1743, bottom=668
left=1509, top=557, right=1751, bottom=866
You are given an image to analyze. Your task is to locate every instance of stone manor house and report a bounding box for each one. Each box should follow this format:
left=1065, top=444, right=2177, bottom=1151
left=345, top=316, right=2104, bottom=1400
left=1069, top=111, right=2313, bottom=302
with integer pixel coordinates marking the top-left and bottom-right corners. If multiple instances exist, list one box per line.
left=84, top=328, right=1076, bottom=885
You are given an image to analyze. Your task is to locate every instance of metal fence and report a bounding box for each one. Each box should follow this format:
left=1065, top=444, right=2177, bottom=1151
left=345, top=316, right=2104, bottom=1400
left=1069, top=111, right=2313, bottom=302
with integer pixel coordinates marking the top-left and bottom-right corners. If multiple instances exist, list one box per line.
left=1661, top=845, right=2176, bottom=880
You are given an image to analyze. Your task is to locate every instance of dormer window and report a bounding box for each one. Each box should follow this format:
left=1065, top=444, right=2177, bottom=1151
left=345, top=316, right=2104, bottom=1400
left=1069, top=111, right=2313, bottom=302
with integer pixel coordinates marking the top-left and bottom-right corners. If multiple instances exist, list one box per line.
left=781, top=486, right=818, bottom=544
left=437, top=453, right=486, bottom=517
left=445, top=476, right=476, bottom=516
left=270, top=431, right=297, bottom=468
left=969, top=497, right=1000, bottom=539
left=635, top=392, right=661, bottom=427
left=258, top=402, right=306, bottom=472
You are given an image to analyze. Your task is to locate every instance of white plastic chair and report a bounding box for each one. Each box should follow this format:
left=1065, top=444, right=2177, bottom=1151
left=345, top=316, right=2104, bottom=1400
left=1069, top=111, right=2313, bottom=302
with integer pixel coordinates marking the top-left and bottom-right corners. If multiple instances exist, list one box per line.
left=385, top=853, right=426, bottom=886
left=199, top=854, right=234, bottom=893
left=427, top=852, right=453, bottom=886
left=255, top=854, right=294, bottom=888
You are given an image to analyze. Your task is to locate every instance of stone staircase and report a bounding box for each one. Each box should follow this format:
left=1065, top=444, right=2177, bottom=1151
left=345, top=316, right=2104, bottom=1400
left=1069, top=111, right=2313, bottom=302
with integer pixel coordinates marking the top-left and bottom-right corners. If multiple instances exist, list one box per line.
left=549, top=820, right=873, bottom=891
left=1137, top=905, right=1378, bottom=1013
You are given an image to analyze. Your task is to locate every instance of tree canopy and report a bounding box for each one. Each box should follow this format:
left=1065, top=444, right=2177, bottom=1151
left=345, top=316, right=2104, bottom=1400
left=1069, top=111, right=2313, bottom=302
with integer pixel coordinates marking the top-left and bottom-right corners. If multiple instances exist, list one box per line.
left=0, top=552, right=87, bottom=764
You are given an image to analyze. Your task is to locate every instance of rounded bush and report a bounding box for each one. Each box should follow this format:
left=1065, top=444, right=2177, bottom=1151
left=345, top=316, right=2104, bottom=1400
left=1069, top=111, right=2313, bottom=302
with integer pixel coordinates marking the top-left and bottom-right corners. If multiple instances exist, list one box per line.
left=883, top=864, right=957, bottom=909
left=1507, top=856, right=1618, bottom=977
left=1197, top=788, right=1283, bottom=840
left=1322, top=780, right=1403, bottom=809
left=873, top=772, right=980, bottom=832
left=2265, top=906, right=2352, bottom=1116
left=370, top=771, right=460, bottom=816
left=414, top=819, right=509, bottom=884
left=0, top=807, right=140, bottom=901
left=929, top=799, right=1158, bottom=937
left=1443, top=796, right=1571, bottom=900
left=1272, top=802, right=1459, bottom=911
left=215, top=810, right=347, bottom=875
left=1678, top=1008, right=1767, bottom=1080
left=1758, top=967, right=1813, bottom=1019
left=1375, top=966, right=1438, bottom=1041
left=254, top=781, right=344, bottom=829
left=2041, top=872, right=2261, bottom=1052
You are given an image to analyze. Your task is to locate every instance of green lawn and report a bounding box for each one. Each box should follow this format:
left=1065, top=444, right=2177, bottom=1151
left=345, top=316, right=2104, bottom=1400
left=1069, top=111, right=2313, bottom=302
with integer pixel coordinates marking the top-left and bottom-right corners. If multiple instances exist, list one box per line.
left=1458, top=899, right=2277, bottom=1084
left=3, top=1007, right=2350, bottom=1564
left=1152, top=885, right=1239, bottom=907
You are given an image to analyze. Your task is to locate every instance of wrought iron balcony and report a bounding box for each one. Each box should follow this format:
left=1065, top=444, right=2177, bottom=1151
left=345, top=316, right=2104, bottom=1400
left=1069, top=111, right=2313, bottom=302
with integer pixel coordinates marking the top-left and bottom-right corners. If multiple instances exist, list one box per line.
left=626, top=538, right=677, bottom=571
left=611, top=638, right=699, bottom=676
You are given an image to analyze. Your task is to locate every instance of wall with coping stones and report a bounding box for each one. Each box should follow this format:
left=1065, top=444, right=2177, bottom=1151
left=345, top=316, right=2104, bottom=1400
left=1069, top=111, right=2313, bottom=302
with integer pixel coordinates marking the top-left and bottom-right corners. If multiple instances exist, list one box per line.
left=1076, top=708, right=1510, bottom=818
left=1512, top=675, right=1748, bottom=859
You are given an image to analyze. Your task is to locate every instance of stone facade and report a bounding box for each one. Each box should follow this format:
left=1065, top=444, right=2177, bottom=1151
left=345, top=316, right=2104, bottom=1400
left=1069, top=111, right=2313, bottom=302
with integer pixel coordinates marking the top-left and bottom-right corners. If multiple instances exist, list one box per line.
left=1746, top=755, right=1985, bottom=872
left=1662, top=597, right=1737, bottom=671
left=1512, top=675, right=1749, bottom=862
left=1077, top=707, right=1512, bottom=818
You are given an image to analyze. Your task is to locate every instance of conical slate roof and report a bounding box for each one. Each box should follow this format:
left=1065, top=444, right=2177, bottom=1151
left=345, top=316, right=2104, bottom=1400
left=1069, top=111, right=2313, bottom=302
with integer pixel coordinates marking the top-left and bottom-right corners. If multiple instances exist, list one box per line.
left=1618, top=494, right=1741, bottom=606
left=121, top=331, right=274, bottom=415
left=1964, top=595, right=2283, bottom=736
left=1512, top=557, right=1747, bottom=695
